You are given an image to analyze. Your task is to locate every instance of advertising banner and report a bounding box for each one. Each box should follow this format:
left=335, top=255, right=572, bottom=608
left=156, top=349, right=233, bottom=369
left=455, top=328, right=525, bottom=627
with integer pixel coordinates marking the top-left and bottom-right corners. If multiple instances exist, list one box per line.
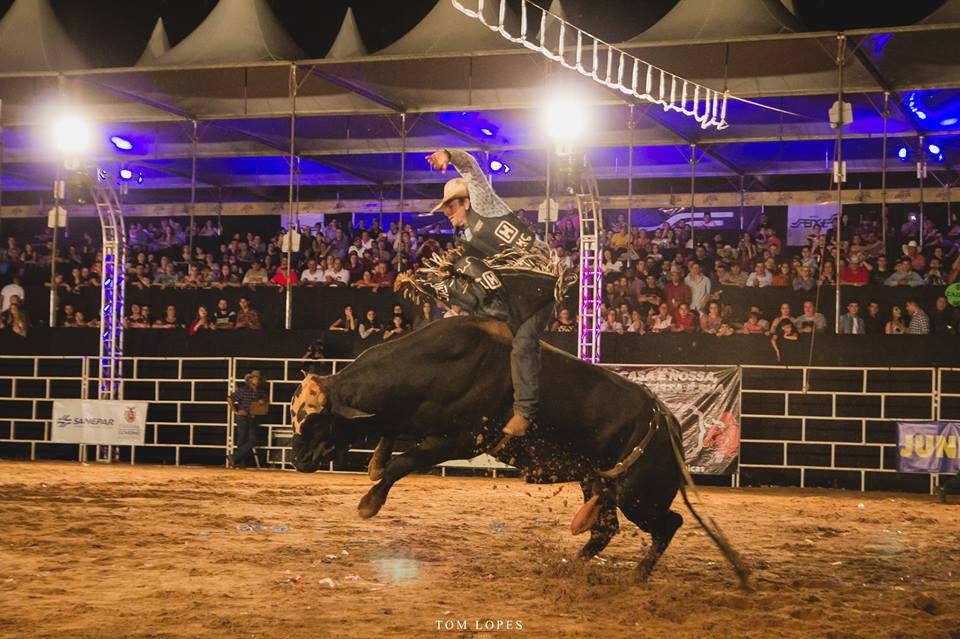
left=787, top=204, right=836, bottom=246
left=51, top=400, right=148, bottom=446
left=607, top=366, right=741, bottom=475
left=896, top=421, right=960, bottom=473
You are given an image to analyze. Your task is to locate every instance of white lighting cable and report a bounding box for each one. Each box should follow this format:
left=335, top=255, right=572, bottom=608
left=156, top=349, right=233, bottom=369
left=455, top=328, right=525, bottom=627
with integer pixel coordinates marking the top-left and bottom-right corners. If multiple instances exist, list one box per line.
left=452, top=0, right=805, bottom=130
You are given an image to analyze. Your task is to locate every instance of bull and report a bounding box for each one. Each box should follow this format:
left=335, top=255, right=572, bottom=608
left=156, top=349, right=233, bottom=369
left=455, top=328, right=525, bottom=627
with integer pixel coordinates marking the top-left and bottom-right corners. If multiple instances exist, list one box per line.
left=290, top=316, right=747, bottom=584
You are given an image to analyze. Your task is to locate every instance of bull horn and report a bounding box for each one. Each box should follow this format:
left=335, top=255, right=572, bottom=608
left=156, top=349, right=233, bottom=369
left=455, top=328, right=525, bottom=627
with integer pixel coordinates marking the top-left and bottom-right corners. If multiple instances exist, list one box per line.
left=336, top=405, right=376, bottom=420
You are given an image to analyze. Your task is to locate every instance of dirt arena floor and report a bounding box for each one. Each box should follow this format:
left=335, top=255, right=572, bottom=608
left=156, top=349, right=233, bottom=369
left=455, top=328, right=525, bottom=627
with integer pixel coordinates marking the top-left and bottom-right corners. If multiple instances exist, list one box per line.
left=1, top=462, right=958, bottom=639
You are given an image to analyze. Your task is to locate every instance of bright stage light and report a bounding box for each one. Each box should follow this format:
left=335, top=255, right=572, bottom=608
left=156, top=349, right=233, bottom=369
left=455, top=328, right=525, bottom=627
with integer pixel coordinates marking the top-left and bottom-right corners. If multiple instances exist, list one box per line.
left=544, top=95, right=588, bottom=142
left=489, top=160, right=503, bottom=171
left=110, top=136, right=133, bottom=151
left=941, top=117, right=958, bottom=126
left=897, top=146, right=908, bottom=161
left=502, top=163, right=511, bottom=174
left=480, top=127, right=494, bottom=137
left=119, top=168, right=133, bottom=180
left=51, top=115, right=91, bottom=154
left=928, top=143, right=941, bottom=155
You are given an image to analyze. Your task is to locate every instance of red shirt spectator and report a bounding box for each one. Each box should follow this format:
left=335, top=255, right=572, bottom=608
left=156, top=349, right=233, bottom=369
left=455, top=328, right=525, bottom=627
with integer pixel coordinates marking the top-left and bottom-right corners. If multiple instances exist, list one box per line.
left=840, top=259, right=869, bottom=286
left=661, top=270, right=691, bottom=314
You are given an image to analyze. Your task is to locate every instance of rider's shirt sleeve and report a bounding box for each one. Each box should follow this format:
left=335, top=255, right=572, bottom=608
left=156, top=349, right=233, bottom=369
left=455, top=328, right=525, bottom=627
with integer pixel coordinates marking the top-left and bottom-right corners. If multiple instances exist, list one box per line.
left=446, top=149, right=512, bottom=219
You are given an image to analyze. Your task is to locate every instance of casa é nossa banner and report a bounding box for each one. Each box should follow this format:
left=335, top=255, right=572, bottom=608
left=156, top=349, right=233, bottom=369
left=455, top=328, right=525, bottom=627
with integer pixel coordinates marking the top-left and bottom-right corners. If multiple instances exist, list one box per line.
left=51, top=400, right=148, bottom=446
left=896, top=421, right=960, bottom=474
left=606, top=366, right=741, bottom=475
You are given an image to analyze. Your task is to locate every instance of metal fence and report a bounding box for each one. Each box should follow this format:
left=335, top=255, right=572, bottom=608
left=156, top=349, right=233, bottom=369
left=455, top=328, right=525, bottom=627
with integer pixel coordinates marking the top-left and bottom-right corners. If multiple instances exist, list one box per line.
left=0, top=355, right=956, bottom=492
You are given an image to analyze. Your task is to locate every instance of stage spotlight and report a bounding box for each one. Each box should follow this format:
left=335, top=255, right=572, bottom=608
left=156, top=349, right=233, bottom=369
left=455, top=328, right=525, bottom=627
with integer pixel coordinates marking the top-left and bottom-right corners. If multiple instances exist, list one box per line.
left=110, top=136, right=133, bottom=151
left=480, top=127, right=494, bottom=137
left=897, top=147, right=908, bottom=161
left=941, top=117, right=958, bottom=126
left=137, top=171, right=144, bottom=184
left=502, top=163, right=511, bottom=174
left=489, top=160, right=503, bottom=172
left=51, top=115, right=91, bottom=154
left=937, top=153, right=945, bottom=163
left=928, top=143, right=941, bottom=155
left=119, top=168, right=133, bottom=180
left=545, top=95, right=588, bottom=142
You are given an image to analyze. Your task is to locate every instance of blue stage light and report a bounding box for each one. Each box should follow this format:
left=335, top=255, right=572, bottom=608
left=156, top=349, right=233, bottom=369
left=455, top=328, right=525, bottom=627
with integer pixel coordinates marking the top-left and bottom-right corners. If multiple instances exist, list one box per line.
left=110, top=136, right=133, bottom=151
left=502, top=163, right=511, bottom=174
left=897, top=147, right=908, bottom=161
left=941, top=117, right=958, bottom=126
left=137, top=171, right=144, bottom=184
left=119, top=168, right=133, bottom=180
left=489, top=160, right=503, bottom=171
left=916, top=111, right=927, bottom=120
left=928, top=143, right=941, bottom=155
left=480, top=128, right=494, bottom=136
left=937, top=153, right=944, bottom=163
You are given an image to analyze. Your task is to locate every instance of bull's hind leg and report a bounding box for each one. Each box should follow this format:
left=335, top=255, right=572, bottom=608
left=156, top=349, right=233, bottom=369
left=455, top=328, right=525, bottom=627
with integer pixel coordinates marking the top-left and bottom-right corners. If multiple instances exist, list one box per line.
left=577, top=483, right=619, bottom=559
left=358, top=434, right=473, bottom=519
left=631, top=509, right=683, bottom=580
left=617, top=471, right=684, bottom=581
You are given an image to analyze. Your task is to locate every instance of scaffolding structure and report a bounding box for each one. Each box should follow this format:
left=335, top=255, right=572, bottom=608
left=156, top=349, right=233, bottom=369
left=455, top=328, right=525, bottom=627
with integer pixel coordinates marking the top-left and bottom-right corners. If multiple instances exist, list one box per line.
left=92, top=182, right=126, bottom=401
left=576, top=158, right=603, bottom=363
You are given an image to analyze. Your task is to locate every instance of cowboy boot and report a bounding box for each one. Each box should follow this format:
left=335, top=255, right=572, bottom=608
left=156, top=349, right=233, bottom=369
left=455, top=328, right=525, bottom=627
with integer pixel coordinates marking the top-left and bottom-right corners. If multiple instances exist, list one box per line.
left=502, top=414, right=532, bottom=437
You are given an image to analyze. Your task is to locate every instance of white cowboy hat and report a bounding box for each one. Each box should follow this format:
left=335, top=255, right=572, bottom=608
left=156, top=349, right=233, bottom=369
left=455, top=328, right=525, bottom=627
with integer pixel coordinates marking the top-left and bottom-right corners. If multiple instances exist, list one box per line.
left=901, top=240, right=919, bottom=254
left=430, top=178, right=469, bottom=214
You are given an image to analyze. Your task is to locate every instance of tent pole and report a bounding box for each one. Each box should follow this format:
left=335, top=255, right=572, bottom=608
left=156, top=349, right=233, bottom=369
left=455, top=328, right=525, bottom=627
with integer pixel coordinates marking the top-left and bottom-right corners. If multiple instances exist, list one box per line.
left=545, top=146, right=551, bottom=237
left=50, top=75, right=67, bottom=328
left=739, top=174, right=745, bottom=232
left=689, top=144, right=696, bottom=248
left=918, top=134, right=925, bottom=244
left=833, top=34, right=846, bottom=334
left=627, top=105, right=634, bottom=236
left=285, top=63, right=297, bottom=331
left=188, top=119, right=198, bottom=259
left=399, top=112, right=407, bottom=231
left=880, top=91, right=889, bottom=254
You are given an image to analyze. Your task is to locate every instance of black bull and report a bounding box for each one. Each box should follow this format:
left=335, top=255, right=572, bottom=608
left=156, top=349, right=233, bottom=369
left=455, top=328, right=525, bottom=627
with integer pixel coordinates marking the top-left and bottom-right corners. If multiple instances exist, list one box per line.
left=290, top=316, right=747, bottom=583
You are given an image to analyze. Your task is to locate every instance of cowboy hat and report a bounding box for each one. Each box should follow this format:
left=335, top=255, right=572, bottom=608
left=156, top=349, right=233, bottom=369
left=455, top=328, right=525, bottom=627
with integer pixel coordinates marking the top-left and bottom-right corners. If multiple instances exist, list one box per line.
left=901, top=240, right=919, bottom=254
left=430, top=178, right=469, bottom=214
left=244, top=370, right=262, bottom=383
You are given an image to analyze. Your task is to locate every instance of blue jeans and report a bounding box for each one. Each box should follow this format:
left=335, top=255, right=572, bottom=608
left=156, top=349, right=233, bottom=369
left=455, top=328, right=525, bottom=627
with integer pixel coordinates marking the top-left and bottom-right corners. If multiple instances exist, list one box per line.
left=232, top=415, right=259, bottom=466
left=510, top=306, right=553, bottom=420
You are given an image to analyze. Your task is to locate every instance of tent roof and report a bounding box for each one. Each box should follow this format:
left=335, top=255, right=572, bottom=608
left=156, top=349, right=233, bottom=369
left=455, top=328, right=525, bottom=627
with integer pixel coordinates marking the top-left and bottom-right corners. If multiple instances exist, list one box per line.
left=376, top=0, right=516, bottom=55
left=921, top=0, right=960, bottom=23
left=141, top=0, right=303, bottom=66
left=0, top=0, right=87, bottom=72
left=631, top=0, right=800, bottom=41
left=325, top=7, right=367, bottom=59
left=136, top=18, right=170, bottom=67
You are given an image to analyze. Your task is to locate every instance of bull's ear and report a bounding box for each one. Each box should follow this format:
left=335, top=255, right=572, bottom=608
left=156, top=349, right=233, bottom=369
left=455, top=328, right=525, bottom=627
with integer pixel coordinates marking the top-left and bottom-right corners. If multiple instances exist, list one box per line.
left=336, top=405, right=376, bottom=420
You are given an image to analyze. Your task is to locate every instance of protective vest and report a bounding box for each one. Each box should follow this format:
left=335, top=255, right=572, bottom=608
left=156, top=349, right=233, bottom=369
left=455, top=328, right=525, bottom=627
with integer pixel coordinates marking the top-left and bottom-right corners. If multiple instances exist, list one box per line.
left=457, top=208, right=539, bottom=258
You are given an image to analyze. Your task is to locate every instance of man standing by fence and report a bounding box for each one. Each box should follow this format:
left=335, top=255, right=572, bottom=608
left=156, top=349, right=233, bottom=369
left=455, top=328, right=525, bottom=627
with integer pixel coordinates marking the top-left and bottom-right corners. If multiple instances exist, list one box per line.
left=227, top=370, right=268, bottom=469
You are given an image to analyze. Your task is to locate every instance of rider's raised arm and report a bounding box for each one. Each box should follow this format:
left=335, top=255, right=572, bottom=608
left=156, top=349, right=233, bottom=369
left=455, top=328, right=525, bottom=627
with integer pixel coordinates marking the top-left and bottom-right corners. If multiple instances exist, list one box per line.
left=445, top=149, right=512, bottom=219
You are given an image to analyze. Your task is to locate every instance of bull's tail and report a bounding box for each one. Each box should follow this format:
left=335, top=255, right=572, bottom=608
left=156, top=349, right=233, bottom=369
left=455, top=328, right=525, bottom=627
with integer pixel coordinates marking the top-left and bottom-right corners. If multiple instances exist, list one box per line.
left=665, top=412, right=752, bottom=591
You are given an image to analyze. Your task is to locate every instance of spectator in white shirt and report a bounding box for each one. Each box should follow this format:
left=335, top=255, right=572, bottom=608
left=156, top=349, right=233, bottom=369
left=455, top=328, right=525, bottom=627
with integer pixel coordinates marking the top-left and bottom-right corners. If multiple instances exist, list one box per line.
left=1, top=275, right=24, bottom=312
left=323, top=257, right=350, bottom=286
left=684, top=262, right=711, bottom=313
left=300, top=259, right=324, bottom=284
left=745, top=262, right=773, bottom=287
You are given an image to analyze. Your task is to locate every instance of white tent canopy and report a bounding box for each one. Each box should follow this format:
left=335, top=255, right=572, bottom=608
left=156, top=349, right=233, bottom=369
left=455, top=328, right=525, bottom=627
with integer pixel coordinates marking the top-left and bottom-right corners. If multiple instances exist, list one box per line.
left=325, top=7, right=367, bottom=59
left=921, top=0, right=960, bottom=23
left=0, top=0, right=87, bottom=71
left=140, top=0, right=303, bottom=66
left=136, top=18, right=170, bottom=67
left=631, top=0, right=800, bottom=41
left=376, top=0, right=516, bottom=55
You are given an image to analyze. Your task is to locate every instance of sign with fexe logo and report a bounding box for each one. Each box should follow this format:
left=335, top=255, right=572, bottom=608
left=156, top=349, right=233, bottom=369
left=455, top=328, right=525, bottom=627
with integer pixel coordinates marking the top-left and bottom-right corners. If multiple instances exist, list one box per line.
left=52, top=400, right=148, bottom=445
left=787, top=204, right=836, bottom=246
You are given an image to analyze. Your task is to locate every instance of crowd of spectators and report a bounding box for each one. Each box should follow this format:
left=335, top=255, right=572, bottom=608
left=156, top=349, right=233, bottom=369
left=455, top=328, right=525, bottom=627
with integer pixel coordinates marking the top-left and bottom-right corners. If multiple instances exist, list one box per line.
left=1, top=206, right=958, bottom=342
left=583, top=210, right=960, bottom=342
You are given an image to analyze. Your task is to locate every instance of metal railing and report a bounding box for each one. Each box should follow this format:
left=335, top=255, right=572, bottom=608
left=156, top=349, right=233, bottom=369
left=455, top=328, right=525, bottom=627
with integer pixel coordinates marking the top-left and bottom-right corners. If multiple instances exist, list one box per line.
left=0, top=355, right=955, bottom=492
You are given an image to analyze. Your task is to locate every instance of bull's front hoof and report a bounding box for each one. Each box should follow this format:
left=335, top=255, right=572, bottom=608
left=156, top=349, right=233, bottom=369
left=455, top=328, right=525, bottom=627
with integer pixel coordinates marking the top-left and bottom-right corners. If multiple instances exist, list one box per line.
left=570, top=495, right=601, bottom=536
left=358, top=489, right=385, bottom=519
left=367, top=458, right=386, bottom=482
